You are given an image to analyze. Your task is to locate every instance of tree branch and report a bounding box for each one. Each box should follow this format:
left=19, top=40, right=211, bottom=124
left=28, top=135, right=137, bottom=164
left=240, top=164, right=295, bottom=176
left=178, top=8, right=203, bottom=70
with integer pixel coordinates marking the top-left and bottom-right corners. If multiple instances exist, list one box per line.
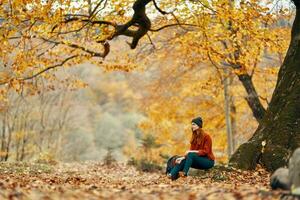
left=194, top=0, right=217, bottom=14
left=40, top=37, right=110, bottom=58
left=207, top=51, right=223, bottom=82
left=152, top=0, right=171, bottom=15
left=22, top=55, right=77, bottom=81
left=51, top=0, right=195, bottom=50
left=149, top=23, right=198, bottom=32
left=0, top=55, right=79, bottom=86
left=111, top=0, right=152, bottom=49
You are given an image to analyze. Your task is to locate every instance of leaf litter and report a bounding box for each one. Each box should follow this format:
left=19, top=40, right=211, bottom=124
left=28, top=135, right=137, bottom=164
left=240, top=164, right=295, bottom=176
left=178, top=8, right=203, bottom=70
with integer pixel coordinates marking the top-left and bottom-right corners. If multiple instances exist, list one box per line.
left=0, top=162, right=287, bottom=200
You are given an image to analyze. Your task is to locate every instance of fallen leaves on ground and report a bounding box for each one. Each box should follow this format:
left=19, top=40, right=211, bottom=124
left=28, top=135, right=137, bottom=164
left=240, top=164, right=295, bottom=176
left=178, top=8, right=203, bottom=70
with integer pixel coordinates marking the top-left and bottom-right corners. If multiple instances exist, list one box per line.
left=0, top=162, right=288, bottom=200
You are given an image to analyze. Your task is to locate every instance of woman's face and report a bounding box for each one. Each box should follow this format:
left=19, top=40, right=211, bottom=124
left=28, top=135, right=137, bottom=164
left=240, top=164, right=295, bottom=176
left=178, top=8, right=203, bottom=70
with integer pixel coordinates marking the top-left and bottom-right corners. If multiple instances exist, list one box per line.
left=191, top=122, right=200, bottom=131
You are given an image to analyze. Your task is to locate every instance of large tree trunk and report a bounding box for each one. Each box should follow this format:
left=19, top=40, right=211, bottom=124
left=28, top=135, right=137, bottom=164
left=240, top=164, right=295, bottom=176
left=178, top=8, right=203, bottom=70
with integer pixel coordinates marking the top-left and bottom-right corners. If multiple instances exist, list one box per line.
left=229, top=1, right=300, bottom=172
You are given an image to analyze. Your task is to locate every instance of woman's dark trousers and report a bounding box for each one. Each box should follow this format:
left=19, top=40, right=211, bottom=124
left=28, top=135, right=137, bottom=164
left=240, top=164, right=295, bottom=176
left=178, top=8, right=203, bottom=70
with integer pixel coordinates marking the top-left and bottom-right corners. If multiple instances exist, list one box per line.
left=170, top=152, right=214, bottom=179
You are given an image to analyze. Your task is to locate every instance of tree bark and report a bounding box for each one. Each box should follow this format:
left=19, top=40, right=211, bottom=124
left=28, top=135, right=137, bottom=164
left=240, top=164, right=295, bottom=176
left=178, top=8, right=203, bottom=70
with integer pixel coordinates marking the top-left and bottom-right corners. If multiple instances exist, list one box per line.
left=229, top=1, right=300, bottom=172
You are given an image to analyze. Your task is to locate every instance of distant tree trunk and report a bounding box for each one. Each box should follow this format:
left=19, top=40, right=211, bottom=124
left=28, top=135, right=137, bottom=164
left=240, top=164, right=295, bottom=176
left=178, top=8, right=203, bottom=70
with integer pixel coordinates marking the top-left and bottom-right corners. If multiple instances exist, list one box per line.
left=228, top=72, right=238, bottom=151
left=15, top=138, right=20, bottom=161
left=230, top=2, right=300, bottom=172
left=0, top=116, right=6, bottom=161
left=230, top=96, right=237, bottom=151
left=20, top=131, right=28, bottom=161
left=224, top=68, right=234, bottom=157
left=4, top=131, right=12, bottom=161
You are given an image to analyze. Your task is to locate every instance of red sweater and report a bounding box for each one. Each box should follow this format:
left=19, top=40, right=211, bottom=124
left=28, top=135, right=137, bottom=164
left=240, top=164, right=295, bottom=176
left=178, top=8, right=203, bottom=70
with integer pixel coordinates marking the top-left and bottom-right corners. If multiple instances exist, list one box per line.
left=190, top=133, right=215, bottom=161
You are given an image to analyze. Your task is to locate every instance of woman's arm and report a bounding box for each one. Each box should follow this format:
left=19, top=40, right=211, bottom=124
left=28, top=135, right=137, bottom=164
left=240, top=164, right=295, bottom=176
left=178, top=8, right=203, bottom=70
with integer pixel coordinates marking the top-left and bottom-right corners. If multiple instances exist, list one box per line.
left=175, top=156, right=185, bottom=164
left=198, top=136, right=212, bottom=156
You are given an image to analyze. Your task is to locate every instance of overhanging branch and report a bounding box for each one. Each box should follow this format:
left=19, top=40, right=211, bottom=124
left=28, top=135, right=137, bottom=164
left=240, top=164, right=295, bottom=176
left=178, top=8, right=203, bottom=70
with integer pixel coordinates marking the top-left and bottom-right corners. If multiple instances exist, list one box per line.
left=0, top=55, right=79, bottom=86
left=150, top=23, right=198, bottom=32
left=40, top=37, right=110, bottom=58
left=22, top=55, right=79, bottom=81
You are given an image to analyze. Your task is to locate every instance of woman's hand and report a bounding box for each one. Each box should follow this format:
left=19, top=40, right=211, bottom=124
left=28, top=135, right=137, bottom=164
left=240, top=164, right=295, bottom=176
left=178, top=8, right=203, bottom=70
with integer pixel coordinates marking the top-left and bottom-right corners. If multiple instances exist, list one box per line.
left=175, top=156, right=185, bottom=164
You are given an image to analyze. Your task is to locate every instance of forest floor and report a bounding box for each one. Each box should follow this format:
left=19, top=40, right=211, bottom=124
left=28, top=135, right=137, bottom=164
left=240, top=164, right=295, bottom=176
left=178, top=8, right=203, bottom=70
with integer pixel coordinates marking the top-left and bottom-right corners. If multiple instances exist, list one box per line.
left=0, top=162, right=288, bottom=200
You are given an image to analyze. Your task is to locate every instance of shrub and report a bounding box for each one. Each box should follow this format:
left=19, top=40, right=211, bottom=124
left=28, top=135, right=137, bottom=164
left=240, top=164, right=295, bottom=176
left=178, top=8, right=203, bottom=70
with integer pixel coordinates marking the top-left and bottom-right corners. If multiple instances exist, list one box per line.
left=127, top=157, right=162, bottom=173
left=103, top=149, right=117, bottom=166
left=35, top=152, right=58, bottom=165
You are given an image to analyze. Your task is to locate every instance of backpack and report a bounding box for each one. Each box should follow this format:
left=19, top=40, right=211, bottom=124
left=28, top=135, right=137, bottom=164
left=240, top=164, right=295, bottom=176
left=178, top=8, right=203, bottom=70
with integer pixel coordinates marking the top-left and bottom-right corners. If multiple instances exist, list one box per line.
left=165, top=155, right=182, bottom=174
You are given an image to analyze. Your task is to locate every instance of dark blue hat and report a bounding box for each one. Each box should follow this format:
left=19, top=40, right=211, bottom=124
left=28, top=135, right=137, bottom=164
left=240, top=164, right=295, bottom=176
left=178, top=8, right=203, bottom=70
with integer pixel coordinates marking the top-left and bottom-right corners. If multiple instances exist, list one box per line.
left=192, top=117, right=203, bottom=128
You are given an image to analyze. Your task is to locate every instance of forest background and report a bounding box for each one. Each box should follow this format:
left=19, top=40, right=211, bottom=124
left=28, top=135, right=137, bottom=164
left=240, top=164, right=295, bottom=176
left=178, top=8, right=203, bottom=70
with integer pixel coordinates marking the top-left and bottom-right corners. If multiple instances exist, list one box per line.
left=0, top=0, right=295, bottom=169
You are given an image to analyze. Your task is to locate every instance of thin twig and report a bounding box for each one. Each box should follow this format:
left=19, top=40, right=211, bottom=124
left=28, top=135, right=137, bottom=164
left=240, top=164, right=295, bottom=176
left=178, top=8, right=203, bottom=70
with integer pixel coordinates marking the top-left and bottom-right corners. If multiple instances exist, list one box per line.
left=22, top=55, right=78, bottom=81
left=195, top=0, right=217, bottom=14
left=0, top=55, right=79, bottom=86
left=150, top=23, right=198, bottom=32
left=259, top=95, right=269, bottom=105
left=152, top=0, right=171, bottom=15
left=146, top=33, right=156, bottom=49
left=40, top=37, right=108, bottom=58
left=207, top=51, right=223, bottom=82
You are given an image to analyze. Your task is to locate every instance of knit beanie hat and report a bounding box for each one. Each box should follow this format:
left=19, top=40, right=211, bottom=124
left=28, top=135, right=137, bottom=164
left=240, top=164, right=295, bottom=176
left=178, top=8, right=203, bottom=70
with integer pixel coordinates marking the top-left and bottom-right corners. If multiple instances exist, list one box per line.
left=191, top=117, right=203, bottom=128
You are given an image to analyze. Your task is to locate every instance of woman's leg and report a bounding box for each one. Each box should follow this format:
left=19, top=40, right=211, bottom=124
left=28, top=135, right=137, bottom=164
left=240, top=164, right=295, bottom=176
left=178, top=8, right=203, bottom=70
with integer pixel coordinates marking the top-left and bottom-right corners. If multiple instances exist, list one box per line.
left=183, top=152, right=214, bottom=175
left=191, top=156, right=214, bottom=169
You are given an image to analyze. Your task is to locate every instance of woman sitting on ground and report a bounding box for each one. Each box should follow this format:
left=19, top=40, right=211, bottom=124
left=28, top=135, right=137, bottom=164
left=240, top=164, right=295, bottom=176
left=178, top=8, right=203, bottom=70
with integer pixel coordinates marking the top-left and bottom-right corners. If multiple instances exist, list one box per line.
left=168, top=117, right=215, bottom=180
